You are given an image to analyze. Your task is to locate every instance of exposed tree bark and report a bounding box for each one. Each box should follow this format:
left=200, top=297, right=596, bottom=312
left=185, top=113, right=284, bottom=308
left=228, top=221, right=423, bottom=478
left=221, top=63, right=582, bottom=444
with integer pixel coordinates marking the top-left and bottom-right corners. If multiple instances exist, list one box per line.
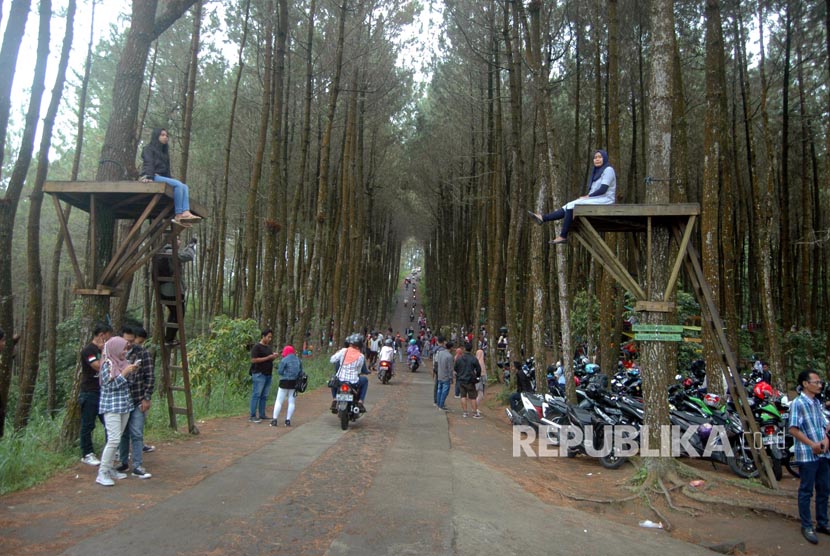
left=640, top=0, right=675, bottom=477
left=0, top=0, right=50, bottom=438
left=753, top=1, right=785, bottom=390
left=701, top=0, right=735, bottom=397
left=241, top=5, right=274, bottom=319
left=262, top=0, right=288, bottom=327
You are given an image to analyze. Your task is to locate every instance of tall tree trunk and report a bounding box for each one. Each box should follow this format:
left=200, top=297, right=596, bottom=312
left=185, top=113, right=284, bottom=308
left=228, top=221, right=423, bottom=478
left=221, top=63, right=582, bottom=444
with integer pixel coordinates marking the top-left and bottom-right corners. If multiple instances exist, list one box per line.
left=16, top=0, right=75, bottom=431
left=502, top=0, right=526, bottom=345
left=701, top=0, right=736, bottom=397
left=0, top=0, right=50, bottom=437
left=753, top=2, right=785, bottom=389
left=212, top=0, right=249, bottom=317
left=640, top=0, right=675, bottom=478
left=241, top=7, right=273, bottom=319
left=293, top=0, right=347, bottom=348
left=47, top=0, right=95, bottom=416
left=779, top=1, right=793, bottom=331
left=262, top=0, right=288, bottom=327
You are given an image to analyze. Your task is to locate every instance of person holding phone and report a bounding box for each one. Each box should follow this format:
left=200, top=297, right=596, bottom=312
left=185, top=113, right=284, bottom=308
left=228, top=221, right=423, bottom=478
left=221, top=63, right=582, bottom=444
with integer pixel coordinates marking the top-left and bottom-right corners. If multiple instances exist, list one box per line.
left=96, top=336, right=139, bottom=487
left=116, top=326, right=156, bottom=479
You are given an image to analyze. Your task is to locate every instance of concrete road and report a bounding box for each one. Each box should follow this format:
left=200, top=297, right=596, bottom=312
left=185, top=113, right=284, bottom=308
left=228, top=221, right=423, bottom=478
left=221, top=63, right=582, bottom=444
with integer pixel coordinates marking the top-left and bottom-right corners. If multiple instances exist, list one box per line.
left=58, top=369, right=713, bottom=556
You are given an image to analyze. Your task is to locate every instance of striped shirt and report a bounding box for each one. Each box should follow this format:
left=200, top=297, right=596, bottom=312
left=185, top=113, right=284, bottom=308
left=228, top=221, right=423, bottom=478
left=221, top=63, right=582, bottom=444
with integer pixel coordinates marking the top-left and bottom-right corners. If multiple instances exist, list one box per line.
left=98, top=360, right=135, bottom=414
left=789, top=392, right=829, bottom=463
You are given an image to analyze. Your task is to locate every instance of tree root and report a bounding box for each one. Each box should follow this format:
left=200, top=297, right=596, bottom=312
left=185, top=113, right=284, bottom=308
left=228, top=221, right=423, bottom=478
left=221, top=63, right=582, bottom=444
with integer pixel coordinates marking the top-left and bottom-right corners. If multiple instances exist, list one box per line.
left=644, top=492, right=673, bottom=531
left=544, top=484, right=640, bottom=504
left=680, top=486, right=798, bottom=520
left=658, top=476, right=697, bottom=517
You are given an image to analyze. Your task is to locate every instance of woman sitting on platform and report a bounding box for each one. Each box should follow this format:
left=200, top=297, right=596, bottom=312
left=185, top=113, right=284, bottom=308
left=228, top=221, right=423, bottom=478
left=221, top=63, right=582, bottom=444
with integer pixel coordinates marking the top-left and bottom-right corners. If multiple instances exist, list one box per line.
left=139, top=128, right=201, bottom=226
left=528, top=149, right=616, bottom=244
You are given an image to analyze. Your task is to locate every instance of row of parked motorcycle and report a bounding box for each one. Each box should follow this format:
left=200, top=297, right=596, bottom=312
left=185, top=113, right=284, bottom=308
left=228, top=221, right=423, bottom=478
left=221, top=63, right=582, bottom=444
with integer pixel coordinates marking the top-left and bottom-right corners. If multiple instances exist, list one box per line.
left=506, top=357, right=804, bottom=480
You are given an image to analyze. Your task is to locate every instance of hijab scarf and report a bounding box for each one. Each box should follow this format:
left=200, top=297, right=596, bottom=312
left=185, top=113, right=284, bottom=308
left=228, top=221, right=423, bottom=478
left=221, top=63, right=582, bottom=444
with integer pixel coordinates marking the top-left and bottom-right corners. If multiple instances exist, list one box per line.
left=589, top=149, right=610, bottom=185
left=102, top=336, right=130, bottom=381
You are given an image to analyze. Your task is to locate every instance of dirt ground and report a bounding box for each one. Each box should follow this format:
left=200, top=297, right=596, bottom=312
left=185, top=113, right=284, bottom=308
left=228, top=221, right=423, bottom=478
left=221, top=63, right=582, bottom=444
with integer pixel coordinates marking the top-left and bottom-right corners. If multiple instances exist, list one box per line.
left=0, top=377, right=811, bottom=556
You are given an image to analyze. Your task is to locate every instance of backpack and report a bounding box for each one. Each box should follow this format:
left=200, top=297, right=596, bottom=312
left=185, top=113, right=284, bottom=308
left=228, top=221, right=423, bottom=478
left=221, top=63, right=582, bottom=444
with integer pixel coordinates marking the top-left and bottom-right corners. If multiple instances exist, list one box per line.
left=294, top=370, right=309, bottom=396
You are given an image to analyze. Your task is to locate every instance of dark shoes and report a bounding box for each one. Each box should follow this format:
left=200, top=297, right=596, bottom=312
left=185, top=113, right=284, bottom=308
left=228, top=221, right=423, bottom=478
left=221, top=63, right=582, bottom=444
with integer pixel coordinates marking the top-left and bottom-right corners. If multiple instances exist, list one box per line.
left=330, top=400, right=337, bottom=413
left=357, top=401, right=366, bottom=413
left=815, top=525, right=830, bottom=535
left=270, top=419, right=278, bottom=427
left=285, top=420, right=291, bottom=427
left=527, top=210, right=544, bottom=225
left=803, top=527, right=819, bottom=545
left=116, top=463, right=129, bottom=473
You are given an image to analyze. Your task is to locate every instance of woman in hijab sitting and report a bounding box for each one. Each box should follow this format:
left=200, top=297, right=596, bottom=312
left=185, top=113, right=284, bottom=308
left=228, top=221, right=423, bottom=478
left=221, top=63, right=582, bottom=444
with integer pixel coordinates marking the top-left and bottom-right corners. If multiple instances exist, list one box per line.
left=528, top=149, right=616, bottom=244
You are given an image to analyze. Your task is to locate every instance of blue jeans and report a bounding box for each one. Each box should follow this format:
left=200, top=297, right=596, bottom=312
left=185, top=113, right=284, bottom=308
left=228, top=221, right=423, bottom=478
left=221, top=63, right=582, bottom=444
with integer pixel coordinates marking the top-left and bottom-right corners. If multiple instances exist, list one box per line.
left=436, top=380, right=451, bottom=409
left=250, top=373, right=272, bottom=418
left=154, top=175, right=190, bottom=214
left=330, top=376, right=368, bottom=402
left=78, top=391, right=103, bottom=457
left=798, top=458, right=830, bottom=529
left=118, top=405, right=146, bottom=468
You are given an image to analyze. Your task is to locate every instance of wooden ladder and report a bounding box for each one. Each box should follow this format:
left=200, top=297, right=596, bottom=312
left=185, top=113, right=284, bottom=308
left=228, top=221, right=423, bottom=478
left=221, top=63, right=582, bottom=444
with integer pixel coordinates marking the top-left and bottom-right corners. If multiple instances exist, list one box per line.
left=152, top=227, right=198, bottom=435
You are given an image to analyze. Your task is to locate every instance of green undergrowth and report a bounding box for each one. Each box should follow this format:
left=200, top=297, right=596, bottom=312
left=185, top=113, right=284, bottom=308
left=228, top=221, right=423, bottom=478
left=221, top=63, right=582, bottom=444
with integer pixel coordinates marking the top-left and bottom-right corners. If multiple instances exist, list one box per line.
left=0, top=353, right=335, bottom=496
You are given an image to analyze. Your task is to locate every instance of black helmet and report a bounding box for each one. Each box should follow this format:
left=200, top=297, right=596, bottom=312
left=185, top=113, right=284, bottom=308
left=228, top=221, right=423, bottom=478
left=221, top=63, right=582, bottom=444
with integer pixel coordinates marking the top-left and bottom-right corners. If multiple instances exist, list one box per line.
left=499, top=326, right=508, bottom=335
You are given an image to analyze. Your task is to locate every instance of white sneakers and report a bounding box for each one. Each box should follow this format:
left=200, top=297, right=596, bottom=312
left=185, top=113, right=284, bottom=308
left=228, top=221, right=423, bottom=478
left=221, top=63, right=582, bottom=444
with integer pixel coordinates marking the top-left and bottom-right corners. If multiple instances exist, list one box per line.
left=95, top=468, right=127, bottom=486
left=81, top=453, right=100, bottom=466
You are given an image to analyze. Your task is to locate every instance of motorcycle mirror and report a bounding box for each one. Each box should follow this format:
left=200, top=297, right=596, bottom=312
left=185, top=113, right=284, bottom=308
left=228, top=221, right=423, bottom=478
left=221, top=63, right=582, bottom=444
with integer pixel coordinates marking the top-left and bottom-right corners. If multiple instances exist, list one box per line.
left=675, top=374, right=682, bottom=381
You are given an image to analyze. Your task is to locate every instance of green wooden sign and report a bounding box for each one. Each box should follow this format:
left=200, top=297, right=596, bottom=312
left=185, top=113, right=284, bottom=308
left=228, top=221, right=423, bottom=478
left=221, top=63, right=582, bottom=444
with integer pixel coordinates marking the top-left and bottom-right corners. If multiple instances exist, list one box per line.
left=634, top=333, right=683, bottom=342
left=632, top=324, right=684, bottom=333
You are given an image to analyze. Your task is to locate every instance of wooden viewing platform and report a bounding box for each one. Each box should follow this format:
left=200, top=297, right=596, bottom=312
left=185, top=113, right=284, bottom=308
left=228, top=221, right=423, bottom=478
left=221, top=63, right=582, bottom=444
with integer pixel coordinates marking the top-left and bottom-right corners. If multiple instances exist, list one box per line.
left=44, top=180, right=207, bottom=296
left=569, top=202, right=777, bottom=488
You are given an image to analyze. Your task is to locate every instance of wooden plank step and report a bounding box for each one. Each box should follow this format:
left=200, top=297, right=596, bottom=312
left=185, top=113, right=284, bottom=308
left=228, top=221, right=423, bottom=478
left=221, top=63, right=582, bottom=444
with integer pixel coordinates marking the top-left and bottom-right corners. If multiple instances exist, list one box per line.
left=171, top=407, right=190, bottom=415
left=169, top=386, right=187, bottom=392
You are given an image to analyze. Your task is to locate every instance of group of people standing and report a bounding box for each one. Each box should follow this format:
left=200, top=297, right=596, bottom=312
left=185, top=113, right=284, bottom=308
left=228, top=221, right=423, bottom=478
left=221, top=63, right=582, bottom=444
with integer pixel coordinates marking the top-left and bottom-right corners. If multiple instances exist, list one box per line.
left=79, top=324, right=156, bottom=487
left=432, top=335, right=486, bottom=419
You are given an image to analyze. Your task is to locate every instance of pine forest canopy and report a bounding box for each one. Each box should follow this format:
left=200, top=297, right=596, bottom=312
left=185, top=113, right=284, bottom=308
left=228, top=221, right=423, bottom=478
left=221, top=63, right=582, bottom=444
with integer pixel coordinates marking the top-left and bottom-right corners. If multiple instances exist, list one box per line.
left=0, top=0, right=828, bottom=442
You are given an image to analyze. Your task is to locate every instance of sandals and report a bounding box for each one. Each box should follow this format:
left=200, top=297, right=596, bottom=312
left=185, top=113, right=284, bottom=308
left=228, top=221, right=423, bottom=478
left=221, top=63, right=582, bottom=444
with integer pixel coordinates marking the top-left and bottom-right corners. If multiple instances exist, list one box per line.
left=527, top=210, right=544, bottom=225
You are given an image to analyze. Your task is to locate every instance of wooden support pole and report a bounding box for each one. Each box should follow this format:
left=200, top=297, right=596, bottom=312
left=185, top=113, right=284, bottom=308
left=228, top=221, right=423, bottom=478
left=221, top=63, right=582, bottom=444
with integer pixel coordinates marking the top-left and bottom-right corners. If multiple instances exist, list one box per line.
left=99, top=194, right=163, bottom=285
left=573, top=220, right=647, bottom=299
left=51, top=195, right=84, bottom=288
left=664, top=215, right=696, bottom=300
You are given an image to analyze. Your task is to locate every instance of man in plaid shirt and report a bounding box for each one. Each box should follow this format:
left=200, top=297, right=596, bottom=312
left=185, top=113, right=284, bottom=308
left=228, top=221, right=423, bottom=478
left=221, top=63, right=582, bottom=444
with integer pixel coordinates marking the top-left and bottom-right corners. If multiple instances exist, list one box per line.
left=789, top=369, right=830, bottom=544
left=117, top=326, right=156, bottom=479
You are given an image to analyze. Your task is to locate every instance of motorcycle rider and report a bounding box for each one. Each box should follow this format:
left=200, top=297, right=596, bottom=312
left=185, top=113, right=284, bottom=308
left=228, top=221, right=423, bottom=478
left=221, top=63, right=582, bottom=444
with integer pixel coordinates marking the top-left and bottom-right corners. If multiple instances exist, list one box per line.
left=406, top=338, right=421, bottom=371
left=330, top=334, right=369, bottom=412
left=378, top=338, right=396, bottom=379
